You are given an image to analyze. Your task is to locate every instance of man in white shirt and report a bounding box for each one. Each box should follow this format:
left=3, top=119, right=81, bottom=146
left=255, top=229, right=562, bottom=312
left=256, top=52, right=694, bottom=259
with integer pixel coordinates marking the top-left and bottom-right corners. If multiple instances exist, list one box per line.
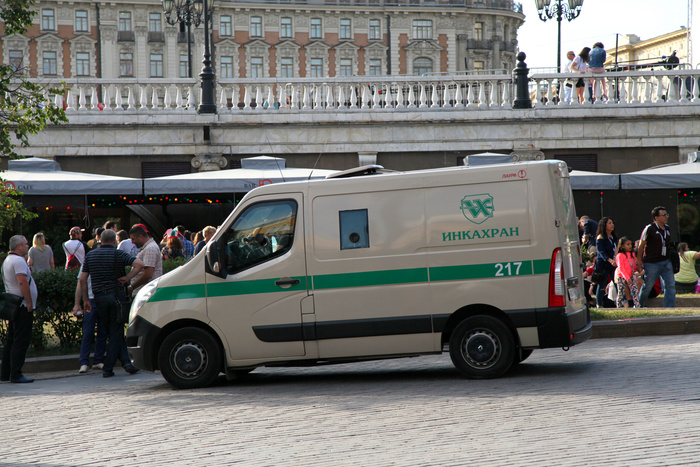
left=564, top=51, right=575, bottom=104
left=1, top=235, right=38, bottom=383
left=63, top=226, right=86, bottom=270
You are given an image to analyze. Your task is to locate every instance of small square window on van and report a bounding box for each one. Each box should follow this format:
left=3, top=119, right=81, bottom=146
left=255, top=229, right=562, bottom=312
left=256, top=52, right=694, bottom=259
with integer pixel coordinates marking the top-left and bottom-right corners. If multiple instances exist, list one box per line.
left=339, top=209, right=369, bottom=250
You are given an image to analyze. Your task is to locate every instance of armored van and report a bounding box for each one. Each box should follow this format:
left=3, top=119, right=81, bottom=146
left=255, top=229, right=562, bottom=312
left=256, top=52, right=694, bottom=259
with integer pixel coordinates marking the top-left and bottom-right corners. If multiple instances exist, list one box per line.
left=127, top=160, right=591, bottom=389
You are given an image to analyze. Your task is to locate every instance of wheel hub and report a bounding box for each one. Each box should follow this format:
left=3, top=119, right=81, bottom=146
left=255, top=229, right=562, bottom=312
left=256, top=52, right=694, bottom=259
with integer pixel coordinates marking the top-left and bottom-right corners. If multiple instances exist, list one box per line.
left=172, top=342, right=207, bottom=378
left=463, top=330, right=500, bottom=369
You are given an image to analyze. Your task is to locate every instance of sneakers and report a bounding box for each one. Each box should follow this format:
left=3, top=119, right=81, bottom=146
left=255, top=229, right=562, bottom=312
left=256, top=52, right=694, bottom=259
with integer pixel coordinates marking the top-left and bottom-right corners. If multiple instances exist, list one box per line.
left=92, top=363, right=104, bottom=370
left=123, top=364, right=139, bottom=375
left=79, top=365, right=89, bottom=373
left=102, top=370, right=115, bottom=378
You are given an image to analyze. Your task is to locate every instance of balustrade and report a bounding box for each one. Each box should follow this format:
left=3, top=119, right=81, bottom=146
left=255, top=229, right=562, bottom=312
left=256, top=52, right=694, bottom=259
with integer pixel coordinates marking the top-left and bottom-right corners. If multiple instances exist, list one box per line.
left=39, top=68, right=700, bottom=116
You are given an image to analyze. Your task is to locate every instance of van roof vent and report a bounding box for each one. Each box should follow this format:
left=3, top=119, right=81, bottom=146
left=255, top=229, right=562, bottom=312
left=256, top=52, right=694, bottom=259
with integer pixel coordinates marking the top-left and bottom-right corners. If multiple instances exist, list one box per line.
left=325, top=165, right=395, bottom=179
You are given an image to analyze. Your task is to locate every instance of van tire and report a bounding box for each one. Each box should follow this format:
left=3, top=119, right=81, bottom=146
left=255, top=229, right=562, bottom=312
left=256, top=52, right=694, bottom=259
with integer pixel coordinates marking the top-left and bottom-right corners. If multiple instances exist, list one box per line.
left=158, top=327, right=222, bottom=389
left=449, top=315, right=515, bottom=379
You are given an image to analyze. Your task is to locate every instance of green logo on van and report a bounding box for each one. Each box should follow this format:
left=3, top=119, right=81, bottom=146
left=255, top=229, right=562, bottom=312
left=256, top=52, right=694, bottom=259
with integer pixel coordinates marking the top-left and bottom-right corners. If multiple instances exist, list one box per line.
left=461, top=194, right=494, bottom=225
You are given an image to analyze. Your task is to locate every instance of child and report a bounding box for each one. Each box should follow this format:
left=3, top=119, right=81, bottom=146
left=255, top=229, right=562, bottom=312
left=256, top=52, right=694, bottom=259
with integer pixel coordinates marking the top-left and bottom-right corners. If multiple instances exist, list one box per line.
left=614, top=237, right=642, bottom=308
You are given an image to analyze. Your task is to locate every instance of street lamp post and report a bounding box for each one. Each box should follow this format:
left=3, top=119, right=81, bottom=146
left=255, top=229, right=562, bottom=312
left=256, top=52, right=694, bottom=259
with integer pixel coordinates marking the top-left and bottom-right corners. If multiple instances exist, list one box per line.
left=162, top=0, right=216, bottom=114
left=535, top=0, right=584, bottom=73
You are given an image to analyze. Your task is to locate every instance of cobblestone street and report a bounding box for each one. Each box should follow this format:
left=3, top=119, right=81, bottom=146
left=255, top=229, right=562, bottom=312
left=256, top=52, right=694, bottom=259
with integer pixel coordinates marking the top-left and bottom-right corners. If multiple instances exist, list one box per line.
left=2, top=335, right=699, bottom=466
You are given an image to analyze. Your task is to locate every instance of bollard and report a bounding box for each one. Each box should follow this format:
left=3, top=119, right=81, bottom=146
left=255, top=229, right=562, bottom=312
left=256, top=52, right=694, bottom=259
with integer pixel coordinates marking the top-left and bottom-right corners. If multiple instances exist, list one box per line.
left=513, top=52, right=532, bottom=109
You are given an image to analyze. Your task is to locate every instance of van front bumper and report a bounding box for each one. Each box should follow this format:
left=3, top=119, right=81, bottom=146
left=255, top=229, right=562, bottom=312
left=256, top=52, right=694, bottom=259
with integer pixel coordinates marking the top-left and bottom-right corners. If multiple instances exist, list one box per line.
left=537, top=305, right=592, bottom=348
left=126, top=315, right=161, bottom=371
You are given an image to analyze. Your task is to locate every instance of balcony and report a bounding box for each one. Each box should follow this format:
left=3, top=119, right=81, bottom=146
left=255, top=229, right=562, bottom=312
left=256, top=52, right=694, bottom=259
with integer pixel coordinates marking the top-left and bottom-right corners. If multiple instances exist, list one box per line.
left=467, top=39, right=491, bottom=50
left=148, top=31, right=165, bottom=42
left=117, top=30, right=135, bottom=42
left=178, top=32, right=195, bottom=43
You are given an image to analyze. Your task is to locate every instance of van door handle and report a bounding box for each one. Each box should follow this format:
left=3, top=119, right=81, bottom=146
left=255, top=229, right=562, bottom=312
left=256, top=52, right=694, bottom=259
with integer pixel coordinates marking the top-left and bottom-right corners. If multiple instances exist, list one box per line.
left=275, top=278, right=300, bottom=287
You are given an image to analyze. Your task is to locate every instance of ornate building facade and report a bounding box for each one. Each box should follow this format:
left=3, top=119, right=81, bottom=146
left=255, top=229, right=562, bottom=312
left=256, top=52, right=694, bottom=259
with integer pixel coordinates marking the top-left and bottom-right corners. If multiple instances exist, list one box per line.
left=1, top=0, right=525, bottom=81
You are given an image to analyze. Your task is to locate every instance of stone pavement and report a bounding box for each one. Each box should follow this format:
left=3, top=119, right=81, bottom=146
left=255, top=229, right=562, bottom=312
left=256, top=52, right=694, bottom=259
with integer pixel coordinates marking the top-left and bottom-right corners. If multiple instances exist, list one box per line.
left=1, top=334, right=700, bottom=466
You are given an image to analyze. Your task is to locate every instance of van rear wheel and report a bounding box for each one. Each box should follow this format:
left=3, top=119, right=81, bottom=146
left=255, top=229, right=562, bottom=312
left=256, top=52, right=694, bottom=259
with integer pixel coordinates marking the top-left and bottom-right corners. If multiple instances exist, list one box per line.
left=449, top=315, right=515, bottom=379
left=158, top=327, right=222, bottom=389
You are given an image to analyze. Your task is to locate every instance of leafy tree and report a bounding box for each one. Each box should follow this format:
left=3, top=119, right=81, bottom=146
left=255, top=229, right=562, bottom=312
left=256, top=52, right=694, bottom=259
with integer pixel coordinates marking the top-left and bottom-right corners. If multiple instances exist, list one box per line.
left=1, top=0, right=68, bottom=234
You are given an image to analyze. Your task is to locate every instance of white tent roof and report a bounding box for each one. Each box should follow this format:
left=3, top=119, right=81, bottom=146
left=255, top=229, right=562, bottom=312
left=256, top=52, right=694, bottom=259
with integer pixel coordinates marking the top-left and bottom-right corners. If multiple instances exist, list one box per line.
left=8, top=157, right=62, bottom=172
left=569, top=170, right=620, bottom=190
left=1, top=169, right=143, bottom=195
left=143, top=166, right=337, bottom=195
left=621, top=163, right=700, bottom=190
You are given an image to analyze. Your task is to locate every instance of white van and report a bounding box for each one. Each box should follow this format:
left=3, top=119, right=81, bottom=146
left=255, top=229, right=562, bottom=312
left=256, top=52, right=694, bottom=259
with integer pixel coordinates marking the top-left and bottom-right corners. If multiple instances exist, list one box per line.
left=127, top=160, right=591, bottom=389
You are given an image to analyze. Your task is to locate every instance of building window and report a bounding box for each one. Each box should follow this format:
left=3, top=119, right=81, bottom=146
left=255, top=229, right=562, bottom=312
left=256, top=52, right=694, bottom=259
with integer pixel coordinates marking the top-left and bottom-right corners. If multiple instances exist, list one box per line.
left=149, top=13, right=162, bottom=32
left=250, top=16, right=262, bottom=37
left=369, top=59, right=381, bottom=76
left=150, top=53, right=164, bottom=77
left=9, top=50, right=23, bottom=71
left=413, top=57, right=433, bottom=75
left=310, top=18, right=322, bottom=40
left=339, top=58, right=352, bottom=77
left=76, top=52, right=90, bottom=76
left=340, top=19, right=351, bottom=40
left=221, top=56, right=233, bottom=78
left=369, top=19, right=381, bottom=40
left=475, top=22, right=484, bottom=41
left=42, top=9, right=55, bottom=30
left=280, top=57, right=294, bottom=78
left=473, top=60, right=484, bottom=71
left=43, top=51, right=57, bottom=75
left=119, top=12, right=132, bottom=31
left=75, top=10, right=89, bottom=32
left=310, top=58, right=323, bottom=77
left=280, top=17, right=292, bottom=38
left=180, top=54, right=189, bottom=78
left=120, top=53, right=133, bottom=76
left=220, top=15, right=232, bottom=36
left=251, top=57, right=263, bottom=78
left=412, top=20, right=432, bottom=40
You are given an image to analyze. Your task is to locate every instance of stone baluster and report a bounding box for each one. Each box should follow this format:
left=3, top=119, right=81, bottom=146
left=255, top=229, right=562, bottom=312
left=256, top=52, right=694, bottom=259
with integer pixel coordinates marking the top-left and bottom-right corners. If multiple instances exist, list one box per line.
left=219, top=86, right=228, bottom=111
left=151, top=86, right=160, bottom=111
left=667, top=75, right=678, bottom=103
left=163, top=86, right=172, bottom=111
left=478, top=82, right=487, bottom=109
left=337, top=85, right=345, bottom=109
left=301, top=85, right=310, bottom=110
left=489, top=80, right=497, bottom=108
left=65, top=89, right=76, bottom=112
left=174, top=86, right=183, bottom=111
left=557, top=79, right=565, bottom=106
left=54, top=92, right=63, bottom=110
left=349, top=85, right=358, bottom=109
left=244, top=85, right=252, bottom=110
left=592, top=77, right=602, bottom=104
left=608, top=77, right=617, bottom=104
left=454, top=82, right=464, bottom=108
left=692, top=76, right=700, bottom=103
left=430, top=83, right=439, bottom=108
left=502, top=80, right=512, bottom=109
left=582, top=81, right=592, bottom=106
left=543, top=79, right=553, bottom=106
left=656, top=76, right=665, bottom=103
left=90, top=87, right=99, bottom=110
left=383, top=84, right=391, bottom=108
left=114, top=86, right=124, bottom=111
left=187, top=86, right=196, bottom=111
left=267, top=85, right=275, bottom=110
left=405, top=84, right=414, bottom=109
left=467, top=82, right=476, bottom=108
left=315, top=84, right=323, bottom=110
left=78, top=86, right=87, bottom=111
left=139, top=85, right=148, bottom=111
left=393, top=83, right=403, bottom=109
left=617, top=77, right=628, bottom=105
left=127, top=86, right=136, bottom=111
left=629, top=77, right=639, bottom=104
left=643, top=76, right=653, bottom=104
left=680, top=76, right=690, bottom=103
left=278, top=85, right=286, bottom=110
left=102, top=85, right=112, bottom=111
left=253, top=85, right=261, bottom=110
left=360, top=85, right=369, bottom=109
left=417, top=84, right=426, bottom=108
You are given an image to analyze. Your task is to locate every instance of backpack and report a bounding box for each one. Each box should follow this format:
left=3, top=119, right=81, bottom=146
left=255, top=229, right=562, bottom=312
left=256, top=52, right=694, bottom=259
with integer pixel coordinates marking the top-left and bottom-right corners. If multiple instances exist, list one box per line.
left=66, top=243, right=82, bottom=271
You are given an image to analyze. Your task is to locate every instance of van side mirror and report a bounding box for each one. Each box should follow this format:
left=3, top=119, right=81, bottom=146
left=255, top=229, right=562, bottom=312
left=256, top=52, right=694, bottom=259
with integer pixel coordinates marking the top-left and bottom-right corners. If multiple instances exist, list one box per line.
left=205, top=239, right=228, bottom=279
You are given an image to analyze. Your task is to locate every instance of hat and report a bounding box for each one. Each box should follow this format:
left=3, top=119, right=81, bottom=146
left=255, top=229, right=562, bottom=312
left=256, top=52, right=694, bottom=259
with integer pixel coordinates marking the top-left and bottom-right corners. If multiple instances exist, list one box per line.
left=69, top=226, right=82, bottom=235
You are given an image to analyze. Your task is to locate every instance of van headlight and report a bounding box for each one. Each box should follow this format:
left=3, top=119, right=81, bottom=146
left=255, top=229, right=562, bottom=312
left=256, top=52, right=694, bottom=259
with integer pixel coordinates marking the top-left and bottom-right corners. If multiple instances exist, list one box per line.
left=129, top=279, right=159, bottom=322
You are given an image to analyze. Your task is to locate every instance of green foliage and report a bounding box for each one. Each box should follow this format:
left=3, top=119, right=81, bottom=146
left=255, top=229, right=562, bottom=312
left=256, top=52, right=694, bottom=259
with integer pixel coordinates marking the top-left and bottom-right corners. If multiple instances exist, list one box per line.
left=0, top=0, right=36, bottom=35
left=32, top=268, right=81, bottom=348
left=163, top=257, right=189, bottom=274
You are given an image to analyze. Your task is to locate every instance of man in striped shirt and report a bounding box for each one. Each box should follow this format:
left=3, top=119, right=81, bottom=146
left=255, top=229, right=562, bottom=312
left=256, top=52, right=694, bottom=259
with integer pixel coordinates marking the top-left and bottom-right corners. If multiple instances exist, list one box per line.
left=76, top=229, right=145, bottom=378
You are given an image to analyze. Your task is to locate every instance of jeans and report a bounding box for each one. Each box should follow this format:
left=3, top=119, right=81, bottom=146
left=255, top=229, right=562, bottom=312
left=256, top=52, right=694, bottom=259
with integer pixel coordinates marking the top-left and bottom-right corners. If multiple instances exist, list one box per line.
left=639, top=259, right=676, bottom=308
left=94, top=294, right=124, bottom=373
left=79, top=299, right=107, bottom=366
left=1, top=306, right=34, bottom=381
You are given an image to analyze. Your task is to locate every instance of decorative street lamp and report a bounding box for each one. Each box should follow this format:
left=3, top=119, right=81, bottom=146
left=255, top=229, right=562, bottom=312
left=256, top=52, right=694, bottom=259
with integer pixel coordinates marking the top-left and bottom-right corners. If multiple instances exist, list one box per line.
left=162, top=0, right=216, bottom=114
left=535, top=0, right=584, bottom=73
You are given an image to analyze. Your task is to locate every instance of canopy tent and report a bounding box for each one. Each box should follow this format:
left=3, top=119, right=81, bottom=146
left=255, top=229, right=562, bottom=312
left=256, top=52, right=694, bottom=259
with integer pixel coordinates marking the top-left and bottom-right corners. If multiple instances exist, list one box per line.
left=143, top=156, right=337, bottom=195
left=621, top=163, right=700, bottom=190
left=568, top=170, right=620, bottom=190
left=7, top=157, right=62, bottom=172
left=1, top=169, right=142, bottom=195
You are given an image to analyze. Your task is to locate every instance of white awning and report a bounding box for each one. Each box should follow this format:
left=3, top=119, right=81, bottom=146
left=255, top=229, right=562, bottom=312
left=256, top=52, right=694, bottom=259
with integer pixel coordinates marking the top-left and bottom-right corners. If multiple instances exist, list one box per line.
left=621, top=163, right=700, bottom=190
left=1, top=169, right=142, bottom=195
left=569, top=170, right=620, bottom=190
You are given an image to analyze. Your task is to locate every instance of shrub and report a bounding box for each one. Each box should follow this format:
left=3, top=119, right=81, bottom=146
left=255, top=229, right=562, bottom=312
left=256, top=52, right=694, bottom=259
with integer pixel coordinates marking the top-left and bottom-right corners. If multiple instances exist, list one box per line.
left=33, top=268, right=81, bottom=348
left=163, top=257, right=189, bottom=274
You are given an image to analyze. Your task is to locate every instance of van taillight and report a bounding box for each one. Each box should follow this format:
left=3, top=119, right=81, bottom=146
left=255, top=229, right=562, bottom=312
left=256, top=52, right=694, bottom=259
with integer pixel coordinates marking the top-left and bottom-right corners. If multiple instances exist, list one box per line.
left=549, top=248, right=565, bottom=307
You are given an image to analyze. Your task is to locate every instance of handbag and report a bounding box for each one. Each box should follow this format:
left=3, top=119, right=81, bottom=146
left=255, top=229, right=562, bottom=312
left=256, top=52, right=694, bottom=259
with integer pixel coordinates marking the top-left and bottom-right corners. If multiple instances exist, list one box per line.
left=0, top=292, right=23, bottom=321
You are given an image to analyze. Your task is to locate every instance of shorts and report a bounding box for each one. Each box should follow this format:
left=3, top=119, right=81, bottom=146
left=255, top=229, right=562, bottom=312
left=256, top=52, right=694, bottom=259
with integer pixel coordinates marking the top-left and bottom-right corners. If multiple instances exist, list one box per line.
left=575, top=78, right=585, bottom=88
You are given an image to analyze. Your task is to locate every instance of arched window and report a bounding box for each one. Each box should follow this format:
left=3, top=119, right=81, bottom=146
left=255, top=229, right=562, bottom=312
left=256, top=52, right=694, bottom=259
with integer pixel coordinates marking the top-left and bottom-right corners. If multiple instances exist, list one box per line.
left=413, top=57, right=433, bottom=76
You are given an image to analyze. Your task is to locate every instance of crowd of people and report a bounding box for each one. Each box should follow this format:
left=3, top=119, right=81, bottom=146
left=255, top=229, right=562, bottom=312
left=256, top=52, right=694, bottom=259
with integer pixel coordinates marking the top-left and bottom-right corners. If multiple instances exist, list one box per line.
left=564, top=41, right=608, bottom=104
left=580, top=206, right=698, bottom=310
left=1, top=221, right=218, bottom=384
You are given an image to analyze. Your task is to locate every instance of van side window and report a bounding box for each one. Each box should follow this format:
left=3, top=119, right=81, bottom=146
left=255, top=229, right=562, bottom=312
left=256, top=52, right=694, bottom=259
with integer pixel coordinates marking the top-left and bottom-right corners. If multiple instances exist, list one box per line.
left=339, top=209, right=369, bottom=250
left=224, top=199, right=297, bottom=273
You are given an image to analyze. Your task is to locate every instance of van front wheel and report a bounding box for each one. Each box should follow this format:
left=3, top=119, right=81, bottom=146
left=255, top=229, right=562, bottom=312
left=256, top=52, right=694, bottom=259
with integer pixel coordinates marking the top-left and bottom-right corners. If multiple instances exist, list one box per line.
left=158, top=327, right=222, bottom=389
left=449, top=316, right=515, bottom=379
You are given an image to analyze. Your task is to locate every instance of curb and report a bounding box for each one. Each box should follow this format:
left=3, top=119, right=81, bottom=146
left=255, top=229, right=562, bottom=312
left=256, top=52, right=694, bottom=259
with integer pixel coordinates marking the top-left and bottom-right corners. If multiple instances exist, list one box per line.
left=11, top=317, right=700, bottom=375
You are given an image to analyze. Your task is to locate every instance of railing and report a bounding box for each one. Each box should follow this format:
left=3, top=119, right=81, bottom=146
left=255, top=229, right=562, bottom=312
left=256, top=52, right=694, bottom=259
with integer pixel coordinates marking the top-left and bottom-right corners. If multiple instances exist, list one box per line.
left=215, top=0, right=523, bottom=13
left=529, top=69, right=700, bottom=106
left=40, top=68, right=700, bottom=114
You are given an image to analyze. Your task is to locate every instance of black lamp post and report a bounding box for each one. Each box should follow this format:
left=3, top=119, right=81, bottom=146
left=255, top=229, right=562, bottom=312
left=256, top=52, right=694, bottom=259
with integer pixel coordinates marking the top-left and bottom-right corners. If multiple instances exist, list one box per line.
left=162, top=0, right=216, bottom=114
left=535, top=0, right=584, bottom=73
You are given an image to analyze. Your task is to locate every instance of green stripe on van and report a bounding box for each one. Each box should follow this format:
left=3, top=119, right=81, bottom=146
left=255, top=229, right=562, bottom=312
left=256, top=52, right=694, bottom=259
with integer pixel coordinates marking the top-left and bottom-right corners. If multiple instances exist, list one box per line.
left=150, top=283, right=206, bottom=302
left=533, top=259, right=551, bottom=275
left=312, top=267, right=429, bottom=290
left=207, top=276, right=308, bottom=297
left=429, top=260, right=534, bottom=282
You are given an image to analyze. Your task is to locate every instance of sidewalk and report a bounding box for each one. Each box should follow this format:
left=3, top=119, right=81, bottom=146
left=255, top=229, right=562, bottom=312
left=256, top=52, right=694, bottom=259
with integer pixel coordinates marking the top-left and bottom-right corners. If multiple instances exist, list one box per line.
left=10, top=315, right=700, bottom=377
